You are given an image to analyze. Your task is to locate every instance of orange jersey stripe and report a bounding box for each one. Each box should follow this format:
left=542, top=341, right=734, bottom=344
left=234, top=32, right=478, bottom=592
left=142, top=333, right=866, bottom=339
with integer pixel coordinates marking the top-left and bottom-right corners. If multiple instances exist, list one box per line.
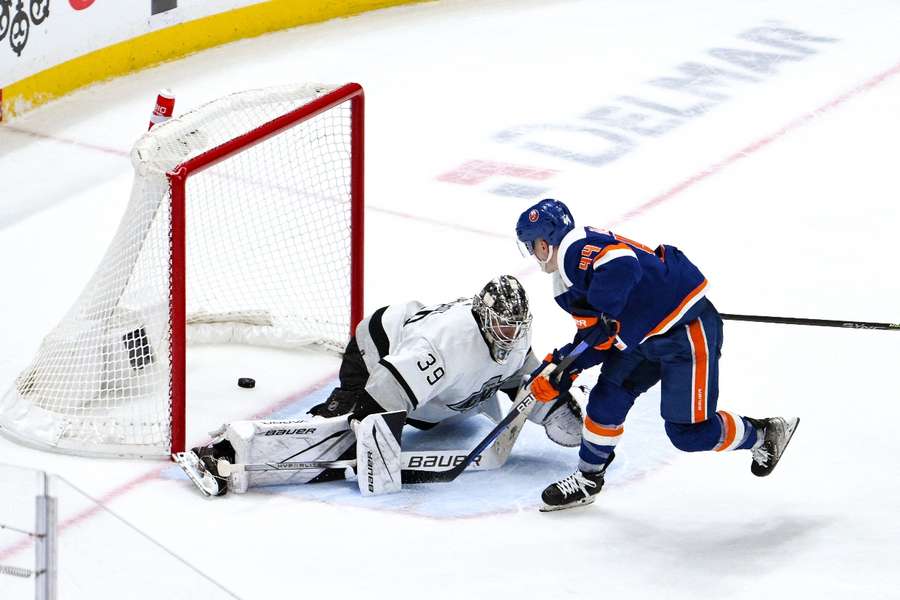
left=597, top=242, right=631, bottom=259
left=592, top=243, right=635, bottom=268
left=687, top=320, right=708, bottom=423
left=643, top=279, right=708, bottom=341
left=613, top=233, right=655, bottom=255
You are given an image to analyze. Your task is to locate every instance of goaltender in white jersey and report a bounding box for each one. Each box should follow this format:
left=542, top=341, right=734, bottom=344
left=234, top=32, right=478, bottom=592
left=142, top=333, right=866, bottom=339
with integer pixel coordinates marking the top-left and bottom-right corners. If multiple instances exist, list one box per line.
left=175, top=275, right=584, bottom=497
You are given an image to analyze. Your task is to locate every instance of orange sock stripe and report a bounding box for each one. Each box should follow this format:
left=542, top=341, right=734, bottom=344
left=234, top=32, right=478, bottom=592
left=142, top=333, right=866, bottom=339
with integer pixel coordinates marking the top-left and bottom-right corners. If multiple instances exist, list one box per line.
left=714, top=411, right=736, bottom=451
left=582, top=416, right=624, bottom=446
left=583, top=428, right=622, bottom=446
left=584, top=417, right=624, bottom=437
left=714, top=410, right=746, bottom=451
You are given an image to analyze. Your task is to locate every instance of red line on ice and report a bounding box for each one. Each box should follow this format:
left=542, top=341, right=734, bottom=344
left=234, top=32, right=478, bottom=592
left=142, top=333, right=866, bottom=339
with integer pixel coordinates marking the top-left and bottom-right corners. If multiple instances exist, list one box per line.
left=2, top=124, right=128, bottom=157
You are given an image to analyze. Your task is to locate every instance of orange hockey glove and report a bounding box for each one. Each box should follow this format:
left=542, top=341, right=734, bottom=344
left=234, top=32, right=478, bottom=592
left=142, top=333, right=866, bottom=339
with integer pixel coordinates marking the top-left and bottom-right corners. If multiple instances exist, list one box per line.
left=531, top=352, right=580, bottom=403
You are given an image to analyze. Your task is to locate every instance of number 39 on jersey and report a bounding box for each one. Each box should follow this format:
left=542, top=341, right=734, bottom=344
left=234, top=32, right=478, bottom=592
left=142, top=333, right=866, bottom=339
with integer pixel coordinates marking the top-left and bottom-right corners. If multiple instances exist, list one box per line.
left=417, top=352, right=445, bottom=386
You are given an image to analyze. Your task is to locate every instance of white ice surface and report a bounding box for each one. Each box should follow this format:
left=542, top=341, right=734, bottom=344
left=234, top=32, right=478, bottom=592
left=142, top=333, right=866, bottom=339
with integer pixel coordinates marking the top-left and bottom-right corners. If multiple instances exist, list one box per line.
left=1, top=1, right=899, bottom=599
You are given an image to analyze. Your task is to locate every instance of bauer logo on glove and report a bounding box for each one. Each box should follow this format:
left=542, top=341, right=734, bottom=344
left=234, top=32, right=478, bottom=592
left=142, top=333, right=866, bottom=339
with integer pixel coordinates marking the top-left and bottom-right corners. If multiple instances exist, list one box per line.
left=570, top=310, right=624, bottom=351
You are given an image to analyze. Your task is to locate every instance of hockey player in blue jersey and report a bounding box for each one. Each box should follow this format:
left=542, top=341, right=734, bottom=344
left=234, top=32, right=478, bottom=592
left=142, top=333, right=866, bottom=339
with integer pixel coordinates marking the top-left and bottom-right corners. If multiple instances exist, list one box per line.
left=515, top=199, right=799, bottom=511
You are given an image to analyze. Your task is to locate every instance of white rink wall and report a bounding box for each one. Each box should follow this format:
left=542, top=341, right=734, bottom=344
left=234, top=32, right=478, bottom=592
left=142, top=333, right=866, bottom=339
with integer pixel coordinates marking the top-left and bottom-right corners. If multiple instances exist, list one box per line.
left=0, top=0, right=266, bottom=86
left=1, top=1, right=899, bottom=599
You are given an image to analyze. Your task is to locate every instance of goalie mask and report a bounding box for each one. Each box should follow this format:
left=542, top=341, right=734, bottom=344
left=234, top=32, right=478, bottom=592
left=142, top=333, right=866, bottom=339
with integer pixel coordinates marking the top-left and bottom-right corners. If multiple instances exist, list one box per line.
left=473, top=275, right=532, bottom=364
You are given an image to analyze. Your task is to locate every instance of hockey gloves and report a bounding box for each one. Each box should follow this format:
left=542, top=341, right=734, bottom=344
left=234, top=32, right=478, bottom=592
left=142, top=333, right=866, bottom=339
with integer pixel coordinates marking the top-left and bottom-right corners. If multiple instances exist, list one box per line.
left=531, top=350, right=580, bottom=404
left=308, top=388, right=386, bottom=422
left=571, top=309, right=622, bottom=351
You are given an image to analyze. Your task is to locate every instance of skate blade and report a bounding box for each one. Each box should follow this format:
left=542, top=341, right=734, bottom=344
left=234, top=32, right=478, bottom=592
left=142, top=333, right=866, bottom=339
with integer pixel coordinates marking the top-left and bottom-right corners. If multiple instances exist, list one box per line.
left=172, top=452, right=218, bottom=497
left=539, top=495, right=597, bottom=513
left=778, top=417, right=800, bottom=465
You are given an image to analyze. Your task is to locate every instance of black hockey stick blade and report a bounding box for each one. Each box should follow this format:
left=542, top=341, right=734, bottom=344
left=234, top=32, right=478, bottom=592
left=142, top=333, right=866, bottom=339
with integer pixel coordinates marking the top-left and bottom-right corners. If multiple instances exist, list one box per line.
left=721, top=313, right=900, bottom=331
left=402, top=329, right=606, bottom=485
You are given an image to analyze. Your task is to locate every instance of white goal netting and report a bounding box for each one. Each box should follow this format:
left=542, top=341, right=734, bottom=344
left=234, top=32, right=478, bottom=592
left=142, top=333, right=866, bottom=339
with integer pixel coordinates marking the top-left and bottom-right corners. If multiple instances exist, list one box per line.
left=0, top=83, right=361, bottom=458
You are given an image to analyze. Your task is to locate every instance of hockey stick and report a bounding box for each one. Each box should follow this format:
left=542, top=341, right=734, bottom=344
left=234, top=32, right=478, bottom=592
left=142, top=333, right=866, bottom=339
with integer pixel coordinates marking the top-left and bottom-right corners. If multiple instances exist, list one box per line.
left=721, top=313, right=900, bottom=331
left=216, top=449, right=508, bottom=477
left=217, top=459, right=356, bottom=476
left=401, top=330, right=605, bottom=485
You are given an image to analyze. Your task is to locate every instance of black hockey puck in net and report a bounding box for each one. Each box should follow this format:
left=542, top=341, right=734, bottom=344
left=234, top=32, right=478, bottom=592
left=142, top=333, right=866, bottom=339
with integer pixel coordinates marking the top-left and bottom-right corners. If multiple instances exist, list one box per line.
left=237, top=377, right=256, bottom=389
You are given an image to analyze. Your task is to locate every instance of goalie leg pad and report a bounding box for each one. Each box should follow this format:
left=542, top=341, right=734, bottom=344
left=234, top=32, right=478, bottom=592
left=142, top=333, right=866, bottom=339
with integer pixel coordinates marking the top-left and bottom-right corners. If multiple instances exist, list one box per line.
left=219, top=415, right=356, bottom=493
left=354, top=411, right=406, bottom=496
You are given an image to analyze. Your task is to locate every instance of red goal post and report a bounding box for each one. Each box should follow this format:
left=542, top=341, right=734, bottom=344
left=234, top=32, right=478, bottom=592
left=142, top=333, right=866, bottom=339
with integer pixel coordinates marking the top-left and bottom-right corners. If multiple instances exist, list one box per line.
left=0, top=83, right=365, bottom=459
left=168, top=83, right=365, bottom=455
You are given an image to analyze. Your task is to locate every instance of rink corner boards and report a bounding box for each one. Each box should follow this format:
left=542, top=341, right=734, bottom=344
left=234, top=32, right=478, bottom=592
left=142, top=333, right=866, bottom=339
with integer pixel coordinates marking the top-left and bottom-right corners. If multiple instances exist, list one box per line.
left=0, top=0, right=431, bottom=122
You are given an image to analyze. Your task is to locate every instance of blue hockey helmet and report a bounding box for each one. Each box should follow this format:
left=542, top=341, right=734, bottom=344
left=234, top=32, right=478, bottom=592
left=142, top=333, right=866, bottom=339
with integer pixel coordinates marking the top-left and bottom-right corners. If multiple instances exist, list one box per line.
left=515, top=199, right=575, bottom=255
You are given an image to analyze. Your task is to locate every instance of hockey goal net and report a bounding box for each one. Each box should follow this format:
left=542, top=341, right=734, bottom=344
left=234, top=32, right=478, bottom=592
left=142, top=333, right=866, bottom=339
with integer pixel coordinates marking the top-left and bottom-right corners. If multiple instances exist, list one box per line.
left=0, top=83, right=364, bottom=459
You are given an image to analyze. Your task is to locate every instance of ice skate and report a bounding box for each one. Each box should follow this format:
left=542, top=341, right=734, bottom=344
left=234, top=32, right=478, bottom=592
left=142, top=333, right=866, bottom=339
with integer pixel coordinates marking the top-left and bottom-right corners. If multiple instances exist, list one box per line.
left=173, top=449, right=228, bottom=497
left=540, top=470, right=605, bottom=512
left=748, top=417, right=800, bottom=477
left=173, top=441, right=235, bottom=497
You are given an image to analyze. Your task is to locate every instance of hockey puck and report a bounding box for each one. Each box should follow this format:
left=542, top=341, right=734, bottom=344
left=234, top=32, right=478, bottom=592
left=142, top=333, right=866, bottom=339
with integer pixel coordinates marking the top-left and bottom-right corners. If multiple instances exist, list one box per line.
left=237, top=377, right=256, bottom=389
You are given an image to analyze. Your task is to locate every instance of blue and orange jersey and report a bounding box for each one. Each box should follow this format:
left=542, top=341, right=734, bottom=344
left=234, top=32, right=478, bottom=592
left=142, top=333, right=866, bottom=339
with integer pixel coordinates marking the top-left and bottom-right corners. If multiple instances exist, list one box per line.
left=553, top=226, right=708, bottom=349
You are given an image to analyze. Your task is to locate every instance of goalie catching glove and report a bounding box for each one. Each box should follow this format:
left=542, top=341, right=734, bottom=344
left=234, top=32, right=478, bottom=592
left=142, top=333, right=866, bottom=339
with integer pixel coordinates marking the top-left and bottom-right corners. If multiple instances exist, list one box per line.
left=530, top=385, right=585, bottom=447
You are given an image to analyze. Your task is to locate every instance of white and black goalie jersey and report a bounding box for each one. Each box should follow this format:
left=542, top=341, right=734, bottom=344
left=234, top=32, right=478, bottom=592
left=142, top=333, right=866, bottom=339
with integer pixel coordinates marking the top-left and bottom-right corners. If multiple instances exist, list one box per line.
left=354, top=299, right=537, bottom=427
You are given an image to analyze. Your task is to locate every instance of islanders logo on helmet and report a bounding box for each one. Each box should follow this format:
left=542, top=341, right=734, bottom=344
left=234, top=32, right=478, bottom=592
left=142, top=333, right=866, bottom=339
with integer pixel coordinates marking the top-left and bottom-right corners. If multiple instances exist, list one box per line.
left=515, top=199, right=575, bottom=252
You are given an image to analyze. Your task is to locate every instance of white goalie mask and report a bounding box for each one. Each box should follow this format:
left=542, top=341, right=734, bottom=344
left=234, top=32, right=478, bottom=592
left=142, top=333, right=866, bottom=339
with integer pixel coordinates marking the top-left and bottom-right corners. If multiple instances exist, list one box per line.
left=473, top=275, right=532, bottom=364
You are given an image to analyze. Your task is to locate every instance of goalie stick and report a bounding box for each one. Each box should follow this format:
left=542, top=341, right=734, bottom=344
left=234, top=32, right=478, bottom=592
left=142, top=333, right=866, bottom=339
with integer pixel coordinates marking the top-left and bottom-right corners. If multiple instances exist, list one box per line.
left=214, top=447, right=510, bottom=478
left=217, top=459, right=355, bottom=475
left=401, top=328, right=607, bottom=484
